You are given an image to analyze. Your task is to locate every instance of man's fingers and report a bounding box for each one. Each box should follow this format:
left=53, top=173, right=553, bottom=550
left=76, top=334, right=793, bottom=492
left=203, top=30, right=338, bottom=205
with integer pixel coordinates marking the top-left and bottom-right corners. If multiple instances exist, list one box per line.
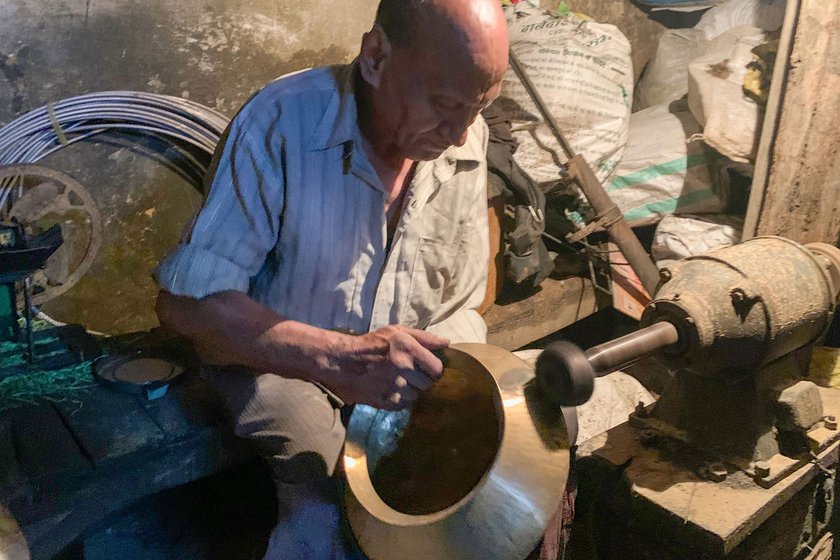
left=400, top=327, right=450, bottom=350
left=410, top=343, right=445, bottom=381
left=397, top=369, right=434, bottom=391
left=380, top=385, right=419, bottom=410
left=391, top=335, right=444, bottom=382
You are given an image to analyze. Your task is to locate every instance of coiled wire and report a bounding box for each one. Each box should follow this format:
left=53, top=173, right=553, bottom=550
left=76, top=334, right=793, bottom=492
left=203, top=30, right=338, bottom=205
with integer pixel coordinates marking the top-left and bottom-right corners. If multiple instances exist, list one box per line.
left=0, top=91, right=231, bottom=209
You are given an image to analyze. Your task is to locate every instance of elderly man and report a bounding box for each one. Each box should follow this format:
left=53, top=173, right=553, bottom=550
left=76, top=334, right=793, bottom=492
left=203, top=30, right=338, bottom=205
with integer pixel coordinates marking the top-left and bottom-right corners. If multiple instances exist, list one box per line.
left=154, top=0, right=509, bottom=557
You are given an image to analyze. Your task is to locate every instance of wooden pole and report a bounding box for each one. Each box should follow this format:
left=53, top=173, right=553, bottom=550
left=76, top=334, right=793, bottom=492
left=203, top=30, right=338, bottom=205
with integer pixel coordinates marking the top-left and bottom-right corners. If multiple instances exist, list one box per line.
left=743, top=0, right=840, bottom=245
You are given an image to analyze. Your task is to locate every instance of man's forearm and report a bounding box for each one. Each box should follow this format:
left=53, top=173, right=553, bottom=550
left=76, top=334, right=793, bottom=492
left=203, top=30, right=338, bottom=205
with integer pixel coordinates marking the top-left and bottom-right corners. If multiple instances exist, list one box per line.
left=156, top=290, right=347, bottom=383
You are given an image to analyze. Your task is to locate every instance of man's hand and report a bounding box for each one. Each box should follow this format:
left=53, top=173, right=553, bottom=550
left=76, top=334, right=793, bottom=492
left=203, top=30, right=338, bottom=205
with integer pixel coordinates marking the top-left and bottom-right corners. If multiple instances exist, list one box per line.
left=326, top=325, right=449, bottom=410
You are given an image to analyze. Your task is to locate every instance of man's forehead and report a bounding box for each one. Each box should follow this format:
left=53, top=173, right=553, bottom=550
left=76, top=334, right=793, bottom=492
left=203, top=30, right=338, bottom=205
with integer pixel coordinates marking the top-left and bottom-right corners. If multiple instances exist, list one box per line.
left=424, top=51, right=505, bottom=99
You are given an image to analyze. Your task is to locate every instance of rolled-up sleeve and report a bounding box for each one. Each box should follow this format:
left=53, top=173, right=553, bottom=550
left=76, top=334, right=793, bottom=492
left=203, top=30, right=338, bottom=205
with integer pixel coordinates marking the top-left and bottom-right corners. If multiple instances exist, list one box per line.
left=155, top=109, right=285, bottom=299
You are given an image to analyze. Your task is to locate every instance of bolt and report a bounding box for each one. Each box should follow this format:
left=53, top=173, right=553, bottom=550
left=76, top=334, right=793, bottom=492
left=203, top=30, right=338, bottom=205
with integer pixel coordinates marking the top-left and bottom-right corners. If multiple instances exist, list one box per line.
left=704, top=463, right=728, bottom=482
left=640, top=428, right=657, bottom=442
left=673, top=292, right=681, bottom=301
left=754, top=461, right=771, bottom=478
left=659, top=269, right=672, bottom=283
left=629, top=402, right=648, bottom=427
left=826, top=416, right=837, bottom=430
left=628, top=414, right=646, bottom=428
left=648, top=302, right=657, bottom=312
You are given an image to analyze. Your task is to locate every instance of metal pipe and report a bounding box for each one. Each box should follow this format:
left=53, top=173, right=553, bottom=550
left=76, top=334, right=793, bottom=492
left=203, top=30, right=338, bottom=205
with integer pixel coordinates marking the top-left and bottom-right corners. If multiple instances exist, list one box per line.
left=585, top=321, right=680, bottom=376
left=508, top=51, right=575, bottom=159
left=507, top=49, right=662, bottom=297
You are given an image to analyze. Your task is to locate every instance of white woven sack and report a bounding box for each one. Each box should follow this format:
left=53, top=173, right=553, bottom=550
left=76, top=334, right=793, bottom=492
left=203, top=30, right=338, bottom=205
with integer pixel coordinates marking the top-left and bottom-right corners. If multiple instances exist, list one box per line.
left=606, top=99, right=729, bottom=227
left=687, top=25, right=767, bottom=163
left=695, top=0, right=787, bottom=40
left=652, top=213, right=744, bottom=268
left=634, top=28, right=708, bottom=111
left=500, top=1, right=633, bottom=184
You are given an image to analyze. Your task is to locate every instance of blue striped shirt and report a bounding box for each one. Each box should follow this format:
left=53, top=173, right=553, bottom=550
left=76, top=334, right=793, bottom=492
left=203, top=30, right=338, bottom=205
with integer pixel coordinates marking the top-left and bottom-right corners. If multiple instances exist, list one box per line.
left=155, top=64, right=489, bottom=343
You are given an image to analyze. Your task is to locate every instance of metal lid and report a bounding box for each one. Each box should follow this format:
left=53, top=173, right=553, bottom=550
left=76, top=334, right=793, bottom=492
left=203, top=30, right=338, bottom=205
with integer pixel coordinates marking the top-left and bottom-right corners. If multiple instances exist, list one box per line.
left=94, top=350, right=185, bottom=395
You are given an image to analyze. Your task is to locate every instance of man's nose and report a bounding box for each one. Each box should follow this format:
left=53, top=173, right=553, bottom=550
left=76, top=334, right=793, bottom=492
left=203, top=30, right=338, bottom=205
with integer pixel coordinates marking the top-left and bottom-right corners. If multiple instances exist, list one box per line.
left=442, top=118, right=470, bottom=147
left=451, top=127, right=469, bottom=147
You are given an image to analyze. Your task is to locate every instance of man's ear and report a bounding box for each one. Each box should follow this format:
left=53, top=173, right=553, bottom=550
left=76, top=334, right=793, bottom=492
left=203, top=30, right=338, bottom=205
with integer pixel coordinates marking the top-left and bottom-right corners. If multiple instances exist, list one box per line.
left=359, top=24, right=391, bottom=89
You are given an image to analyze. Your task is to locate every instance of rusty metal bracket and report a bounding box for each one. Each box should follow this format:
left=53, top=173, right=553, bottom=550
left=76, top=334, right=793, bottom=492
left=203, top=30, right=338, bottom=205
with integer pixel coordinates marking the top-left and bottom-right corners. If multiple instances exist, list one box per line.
left=566, top=204, right=623, bottom=244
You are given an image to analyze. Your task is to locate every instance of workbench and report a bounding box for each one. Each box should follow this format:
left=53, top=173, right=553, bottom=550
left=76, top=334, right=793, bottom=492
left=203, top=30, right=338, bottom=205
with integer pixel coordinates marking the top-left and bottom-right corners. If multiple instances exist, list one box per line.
left=0, top=371, right=252, bottom=559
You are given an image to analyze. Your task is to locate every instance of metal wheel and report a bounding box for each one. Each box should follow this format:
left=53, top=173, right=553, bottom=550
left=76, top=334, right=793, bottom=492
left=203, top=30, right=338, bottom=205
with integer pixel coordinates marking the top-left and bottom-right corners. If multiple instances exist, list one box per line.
left=0, top=164, right=103, bottom=305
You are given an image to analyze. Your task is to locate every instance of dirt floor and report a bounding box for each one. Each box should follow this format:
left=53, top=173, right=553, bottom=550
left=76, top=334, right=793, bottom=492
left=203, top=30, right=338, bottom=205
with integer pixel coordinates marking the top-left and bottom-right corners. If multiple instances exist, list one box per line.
left=56, top=461, right=277, bottom=560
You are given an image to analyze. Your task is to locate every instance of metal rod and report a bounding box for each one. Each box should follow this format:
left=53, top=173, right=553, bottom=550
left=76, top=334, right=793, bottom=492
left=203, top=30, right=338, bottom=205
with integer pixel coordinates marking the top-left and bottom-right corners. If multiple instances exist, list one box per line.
left=585, top=321, right=680, bottom=376
left=22, top=277, right=34, bottom=363
left=507, top=49, right=662, bottom=297
left=508, top=50, right=575, bottom=159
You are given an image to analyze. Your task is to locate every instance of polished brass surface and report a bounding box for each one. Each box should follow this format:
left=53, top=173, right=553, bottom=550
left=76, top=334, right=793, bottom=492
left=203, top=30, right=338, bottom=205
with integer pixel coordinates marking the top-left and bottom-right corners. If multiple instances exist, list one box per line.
left=345, top=343, right=570, bottom=560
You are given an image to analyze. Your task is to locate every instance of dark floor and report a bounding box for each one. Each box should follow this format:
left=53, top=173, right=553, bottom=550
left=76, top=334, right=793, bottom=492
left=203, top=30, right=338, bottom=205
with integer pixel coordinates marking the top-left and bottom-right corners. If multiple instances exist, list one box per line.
left=58, top=460, right=276, bottom=560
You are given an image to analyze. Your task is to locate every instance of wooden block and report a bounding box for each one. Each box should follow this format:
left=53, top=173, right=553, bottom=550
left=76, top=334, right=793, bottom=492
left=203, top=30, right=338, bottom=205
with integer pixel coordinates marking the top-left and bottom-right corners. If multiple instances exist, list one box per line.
left=8, top=401, right=91, bottom=480
left=485, top=276, right=607, bottom=350
left=53, top=388, right=166, bottom=467
left=140, top=374, right=225, bottom=442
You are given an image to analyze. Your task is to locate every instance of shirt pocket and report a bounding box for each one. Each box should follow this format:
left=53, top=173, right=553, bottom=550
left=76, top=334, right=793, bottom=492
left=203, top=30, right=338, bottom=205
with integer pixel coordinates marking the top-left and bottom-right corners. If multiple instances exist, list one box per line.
left=402, top=236, right=460, bottom=328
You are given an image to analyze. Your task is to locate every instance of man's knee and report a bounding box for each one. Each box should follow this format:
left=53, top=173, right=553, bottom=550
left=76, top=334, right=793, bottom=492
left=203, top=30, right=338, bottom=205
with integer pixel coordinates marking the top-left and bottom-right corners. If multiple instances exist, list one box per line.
left=208, top=369, right=346, bottom=482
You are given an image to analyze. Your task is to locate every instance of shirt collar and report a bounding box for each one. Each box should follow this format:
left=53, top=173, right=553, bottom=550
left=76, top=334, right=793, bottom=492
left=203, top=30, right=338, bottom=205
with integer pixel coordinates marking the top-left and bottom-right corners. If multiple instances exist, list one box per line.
left=309, top=63, right=358, bottom=150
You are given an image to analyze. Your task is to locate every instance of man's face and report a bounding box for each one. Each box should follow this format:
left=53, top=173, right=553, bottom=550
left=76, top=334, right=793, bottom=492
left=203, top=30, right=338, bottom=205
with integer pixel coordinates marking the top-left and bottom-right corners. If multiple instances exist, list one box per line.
left=375, top=42, right=504, bottom=161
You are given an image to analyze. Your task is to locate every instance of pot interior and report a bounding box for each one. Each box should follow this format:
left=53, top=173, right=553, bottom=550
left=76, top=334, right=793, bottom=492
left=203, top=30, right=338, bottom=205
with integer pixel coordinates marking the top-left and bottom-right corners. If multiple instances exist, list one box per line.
left=365, top=364, right=504, bottom=515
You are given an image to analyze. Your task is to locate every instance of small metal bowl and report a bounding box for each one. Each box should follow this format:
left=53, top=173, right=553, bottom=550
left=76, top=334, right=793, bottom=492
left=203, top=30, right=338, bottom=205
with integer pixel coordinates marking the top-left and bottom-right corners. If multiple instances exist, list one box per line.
left=344, top=343, right=570, bottom=560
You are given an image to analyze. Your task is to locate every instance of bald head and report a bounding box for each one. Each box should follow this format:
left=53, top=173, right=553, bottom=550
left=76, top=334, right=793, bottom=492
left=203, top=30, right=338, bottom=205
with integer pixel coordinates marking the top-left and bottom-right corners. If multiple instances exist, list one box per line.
left=358, top=0, right=509, bottom=163
left=376, top=0, right=508, bottom=79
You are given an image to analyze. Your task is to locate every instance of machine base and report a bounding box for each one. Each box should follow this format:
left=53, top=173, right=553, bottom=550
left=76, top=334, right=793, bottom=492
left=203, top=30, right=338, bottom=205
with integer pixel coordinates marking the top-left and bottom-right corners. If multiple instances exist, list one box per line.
left=574, top=387, right=840, bottom=559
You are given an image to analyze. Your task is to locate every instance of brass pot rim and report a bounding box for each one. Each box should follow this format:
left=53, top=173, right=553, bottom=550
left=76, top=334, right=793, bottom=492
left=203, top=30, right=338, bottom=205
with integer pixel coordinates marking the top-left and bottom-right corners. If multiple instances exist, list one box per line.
left=344, top=343, right=570, bottom=560
left=344, top=348, right=506, bottom=526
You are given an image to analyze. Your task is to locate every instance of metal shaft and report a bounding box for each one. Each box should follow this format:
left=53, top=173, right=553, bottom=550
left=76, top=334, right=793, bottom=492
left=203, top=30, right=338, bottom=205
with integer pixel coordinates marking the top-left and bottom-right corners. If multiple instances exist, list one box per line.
left=508, top=49, right=662, bottom=297
left=585, top=321, right=680, bottom=377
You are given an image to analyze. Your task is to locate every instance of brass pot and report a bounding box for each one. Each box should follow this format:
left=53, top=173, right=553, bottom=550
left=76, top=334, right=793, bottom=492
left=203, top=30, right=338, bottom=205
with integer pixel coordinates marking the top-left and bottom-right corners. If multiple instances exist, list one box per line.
left=344, top=343, right=570, bottom=560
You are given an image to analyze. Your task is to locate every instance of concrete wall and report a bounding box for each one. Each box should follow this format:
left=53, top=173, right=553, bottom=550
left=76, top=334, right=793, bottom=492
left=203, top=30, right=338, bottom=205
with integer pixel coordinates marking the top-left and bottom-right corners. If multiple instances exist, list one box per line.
left=0, top=0, right=377, bottom=121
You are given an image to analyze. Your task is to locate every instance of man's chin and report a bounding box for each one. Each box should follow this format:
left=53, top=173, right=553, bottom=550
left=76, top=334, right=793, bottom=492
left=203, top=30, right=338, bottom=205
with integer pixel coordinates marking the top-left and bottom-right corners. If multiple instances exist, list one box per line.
left=409, top=145, right=448, bottom=161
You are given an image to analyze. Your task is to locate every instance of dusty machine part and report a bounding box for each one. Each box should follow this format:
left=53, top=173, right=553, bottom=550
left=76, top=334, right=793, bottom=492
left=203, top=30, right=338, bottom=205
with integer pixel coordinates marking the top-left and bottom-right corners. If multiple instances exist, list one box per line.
left=345, top=343, right=570, bottom=560
left=0, top=164, right=103, bottom=306
left=534, top=236, right=840, bottom=559
left=537, top=322, right=679, bottom=406
left=539, top=236, right=840, bottom=465
left=642, top=236, right=836, bottom=379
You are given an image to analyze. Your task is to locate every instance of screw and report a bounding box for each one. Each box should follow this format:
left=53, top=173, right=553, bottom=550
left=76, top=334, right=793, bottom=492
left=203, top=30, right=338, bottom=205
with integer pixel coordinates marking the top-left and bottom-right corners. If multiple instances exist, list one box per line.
left=659, top=269, right=672, bottom=282
left=825, top=416, right=837, bottom=430
left=673, top=292, right=681, bottom=301
left=754, top=461, right=771, bottom=478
